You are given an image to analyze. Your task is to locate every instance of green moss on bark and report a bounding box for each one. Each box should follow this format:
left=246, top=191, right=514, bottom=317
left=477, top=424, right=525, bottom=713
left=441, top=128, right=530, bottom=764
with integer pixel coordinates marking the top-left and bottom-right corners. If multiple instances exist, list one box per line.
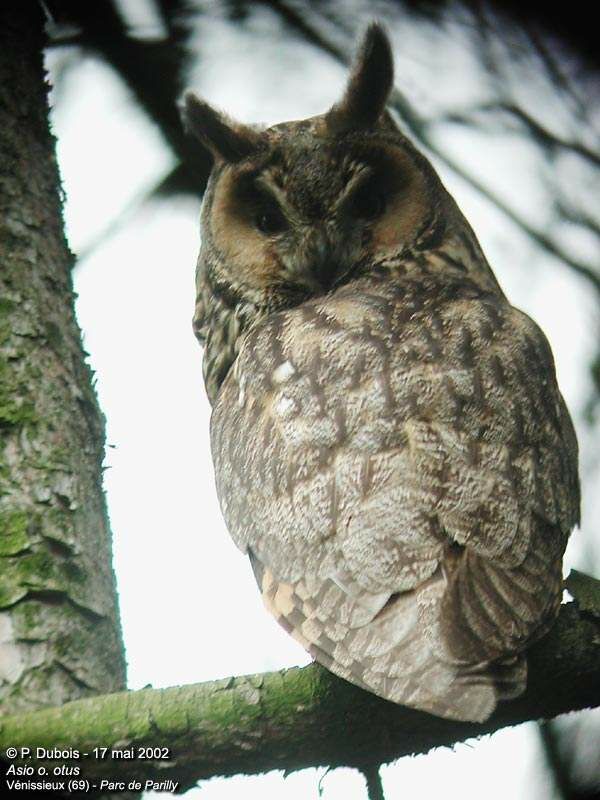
left=0, top=510, right=32, bottom=555
left=0, top=357, right=38, bottom=428
left=0, top=1, right=126, bottom=715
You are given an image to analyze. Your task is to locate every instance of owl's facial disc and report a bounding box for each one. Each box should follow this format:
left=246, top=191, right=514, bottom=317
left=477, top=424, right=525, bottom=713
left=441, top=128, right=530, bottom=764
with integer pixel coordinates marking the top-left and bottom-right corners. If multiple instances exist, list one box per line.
left=206, top=139, right=432, bottom=304
left=185, top=22, right=436, bottom=318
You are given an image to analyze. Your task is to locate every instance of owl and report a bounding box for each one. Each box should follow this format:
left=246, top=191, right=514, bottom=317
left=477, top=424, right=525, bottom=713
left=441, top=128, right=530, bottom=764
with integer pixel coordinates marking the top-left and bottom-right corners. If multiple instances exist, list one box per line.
left=183, top=24, right=580, bottom=722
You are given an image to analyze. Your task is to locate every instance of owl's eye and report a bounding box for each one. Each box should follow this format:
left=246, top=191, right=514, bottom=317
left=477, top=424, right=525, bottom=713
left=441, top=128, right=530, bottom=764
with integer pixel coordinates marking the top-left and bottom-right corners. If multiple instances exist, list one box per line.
left=350, top=185, right=387, bottom=221
left=255, top=207, right=287, bottom=235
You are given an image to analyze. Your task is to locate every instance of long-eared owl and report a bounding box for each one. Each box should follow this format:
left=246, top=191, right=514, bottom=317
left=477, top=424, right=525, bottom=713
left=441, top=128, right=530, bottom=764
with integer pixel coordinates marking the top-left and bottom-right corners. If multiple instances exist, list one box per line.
left=183, top=24, right=579, bottom=722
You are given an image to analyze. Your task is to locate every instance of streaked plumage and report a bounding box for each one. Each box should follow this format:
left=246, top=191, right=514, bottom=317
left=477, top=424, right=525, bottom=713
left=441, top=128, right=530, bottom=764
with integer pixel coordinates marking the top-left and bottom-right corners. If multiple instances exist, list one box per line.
left=183, top=23, right=579, bottom=721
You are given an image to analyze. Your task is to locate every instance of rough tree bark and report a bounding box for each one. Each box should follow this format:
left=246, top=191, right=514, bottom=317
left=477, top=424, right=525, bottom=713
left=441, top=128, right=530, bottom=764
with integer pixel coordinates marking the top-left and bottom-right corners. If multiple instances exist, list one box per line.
left=0, top=2, right=126, bottom=715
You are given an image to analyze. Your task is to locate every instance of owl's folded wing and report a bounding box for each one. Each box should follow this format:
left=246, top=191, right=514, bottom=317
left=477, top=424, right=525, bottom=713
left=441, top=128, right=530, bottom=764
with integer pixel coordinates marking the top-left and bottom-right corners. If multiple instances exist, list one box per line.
left=210, top=292, right=579, bottom=720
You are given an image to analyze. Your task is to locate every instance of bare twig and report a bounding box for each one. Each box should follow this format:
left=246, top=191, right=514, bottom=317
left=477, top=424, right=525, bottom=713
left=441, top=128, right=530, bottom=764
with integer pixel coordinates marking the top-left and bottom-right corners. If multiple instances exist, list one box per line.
left=538, top=720, right=574, bottom=800
left=447, top=102, right=600, bottom=169
left=361, top=764, right=386, bottom=800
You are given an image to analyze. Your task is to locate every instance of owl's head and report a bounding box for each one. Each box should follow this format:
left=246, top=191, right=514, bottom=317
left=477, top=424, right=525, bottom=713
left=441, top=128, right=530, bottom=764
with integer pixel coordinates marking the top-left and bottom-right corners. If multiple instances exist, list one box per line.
left=183, top=24, right=492, bottom=400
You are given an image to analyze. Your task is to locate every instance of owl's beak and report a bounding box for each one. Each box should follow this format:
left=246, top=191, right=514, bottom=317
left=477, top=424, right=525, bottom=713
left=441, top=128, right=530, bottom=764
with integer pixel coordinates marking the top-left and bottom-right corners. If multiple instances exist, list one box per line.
left=305, top=230, right=346, bottom=292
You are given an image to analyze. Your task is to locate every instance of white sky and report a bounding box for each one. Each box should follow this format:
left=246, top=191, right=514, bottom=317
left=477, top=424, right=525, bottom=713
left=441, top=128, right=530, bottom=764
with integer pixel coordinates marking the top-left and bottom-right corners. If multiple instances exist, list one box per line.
left=46, top=3, right=599, bottom=798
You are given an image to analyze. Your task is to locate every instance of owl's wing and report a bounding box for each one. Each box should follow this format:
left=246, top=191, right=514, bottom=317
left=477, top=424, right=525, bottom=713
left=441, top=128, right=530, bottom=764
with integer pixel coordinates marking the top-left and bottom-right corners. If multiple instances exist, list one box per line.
left=210, top=281, right=579, bottom=721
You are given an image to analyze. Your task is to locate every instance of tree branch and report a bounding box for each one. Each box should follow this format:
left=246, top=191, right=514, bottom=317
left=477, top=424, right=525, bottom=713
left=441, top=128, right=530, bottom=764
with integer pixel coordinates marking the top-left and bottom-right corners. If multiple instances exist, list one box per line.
left=446, top=102, right=600, bottom=170
left=48, top=0, right=212, bottom=196
left=361, top=764, right=386, bottom=800
left=1, top=593, right=599, bottom=791
left=538, top=720, right=575, bottom=800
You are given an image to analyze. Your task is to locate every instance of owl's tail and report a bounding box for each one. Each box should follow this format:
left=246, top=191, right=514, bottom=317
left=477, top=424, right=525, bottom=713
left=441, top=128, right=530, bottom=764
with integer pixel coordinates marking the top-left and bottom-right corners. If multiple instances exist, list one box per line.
left=248, top=520, right=562, bottom=723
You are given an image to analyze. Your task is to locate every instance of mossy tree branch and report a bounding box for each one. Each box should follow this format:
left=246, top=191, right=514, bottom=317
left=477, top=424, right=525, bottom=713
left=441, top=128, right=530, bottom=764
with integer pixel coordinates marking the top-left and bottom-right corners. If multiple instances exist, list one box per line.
left=1, top=592, right=599, bottom=793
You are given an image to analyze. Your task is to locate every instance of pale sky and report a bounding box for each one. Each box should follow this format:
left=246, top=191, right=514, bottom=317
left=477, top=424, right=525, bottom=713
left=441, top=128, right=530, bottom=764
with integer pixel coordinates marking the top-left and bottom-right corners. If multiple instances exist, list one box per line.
left=46, top=3, right=599, bottom=797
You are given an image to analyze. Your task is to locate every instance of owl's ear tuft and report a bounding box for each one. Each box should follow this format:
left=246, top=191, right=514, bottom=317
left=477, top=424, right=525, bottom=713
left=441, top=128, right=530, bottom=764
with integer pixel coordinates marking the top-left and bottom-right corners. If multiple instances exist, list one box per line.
left=182, top=91, right=263, bottom=163
left=325, top=23, right=394, bottom=136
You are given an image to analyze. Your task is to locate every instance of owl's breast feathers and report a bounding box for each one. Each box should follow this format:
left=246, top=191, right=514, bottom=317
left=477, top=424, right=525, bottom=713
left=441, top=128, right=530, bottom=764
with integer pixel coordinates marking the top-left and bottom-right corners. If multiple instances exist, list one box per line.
left=210, top=271, right=579, bottom=721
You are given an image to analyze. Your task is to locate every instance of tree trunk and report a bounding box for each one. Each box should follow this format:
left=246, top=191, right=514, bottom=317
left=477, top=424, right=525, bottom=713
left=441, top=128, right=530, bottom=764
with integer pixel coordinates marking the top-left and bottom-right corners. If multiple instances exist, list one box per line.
left=0, top=1, right=126, bottom=715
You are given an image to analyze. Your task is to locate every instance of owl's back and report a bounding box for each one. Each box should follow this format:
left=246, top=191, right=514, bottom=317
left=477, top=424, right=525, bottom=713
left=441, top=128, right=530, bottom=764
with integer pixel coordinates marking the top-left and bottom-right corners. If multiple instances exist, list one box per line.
left=210, top=267, right=578, bottom=721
